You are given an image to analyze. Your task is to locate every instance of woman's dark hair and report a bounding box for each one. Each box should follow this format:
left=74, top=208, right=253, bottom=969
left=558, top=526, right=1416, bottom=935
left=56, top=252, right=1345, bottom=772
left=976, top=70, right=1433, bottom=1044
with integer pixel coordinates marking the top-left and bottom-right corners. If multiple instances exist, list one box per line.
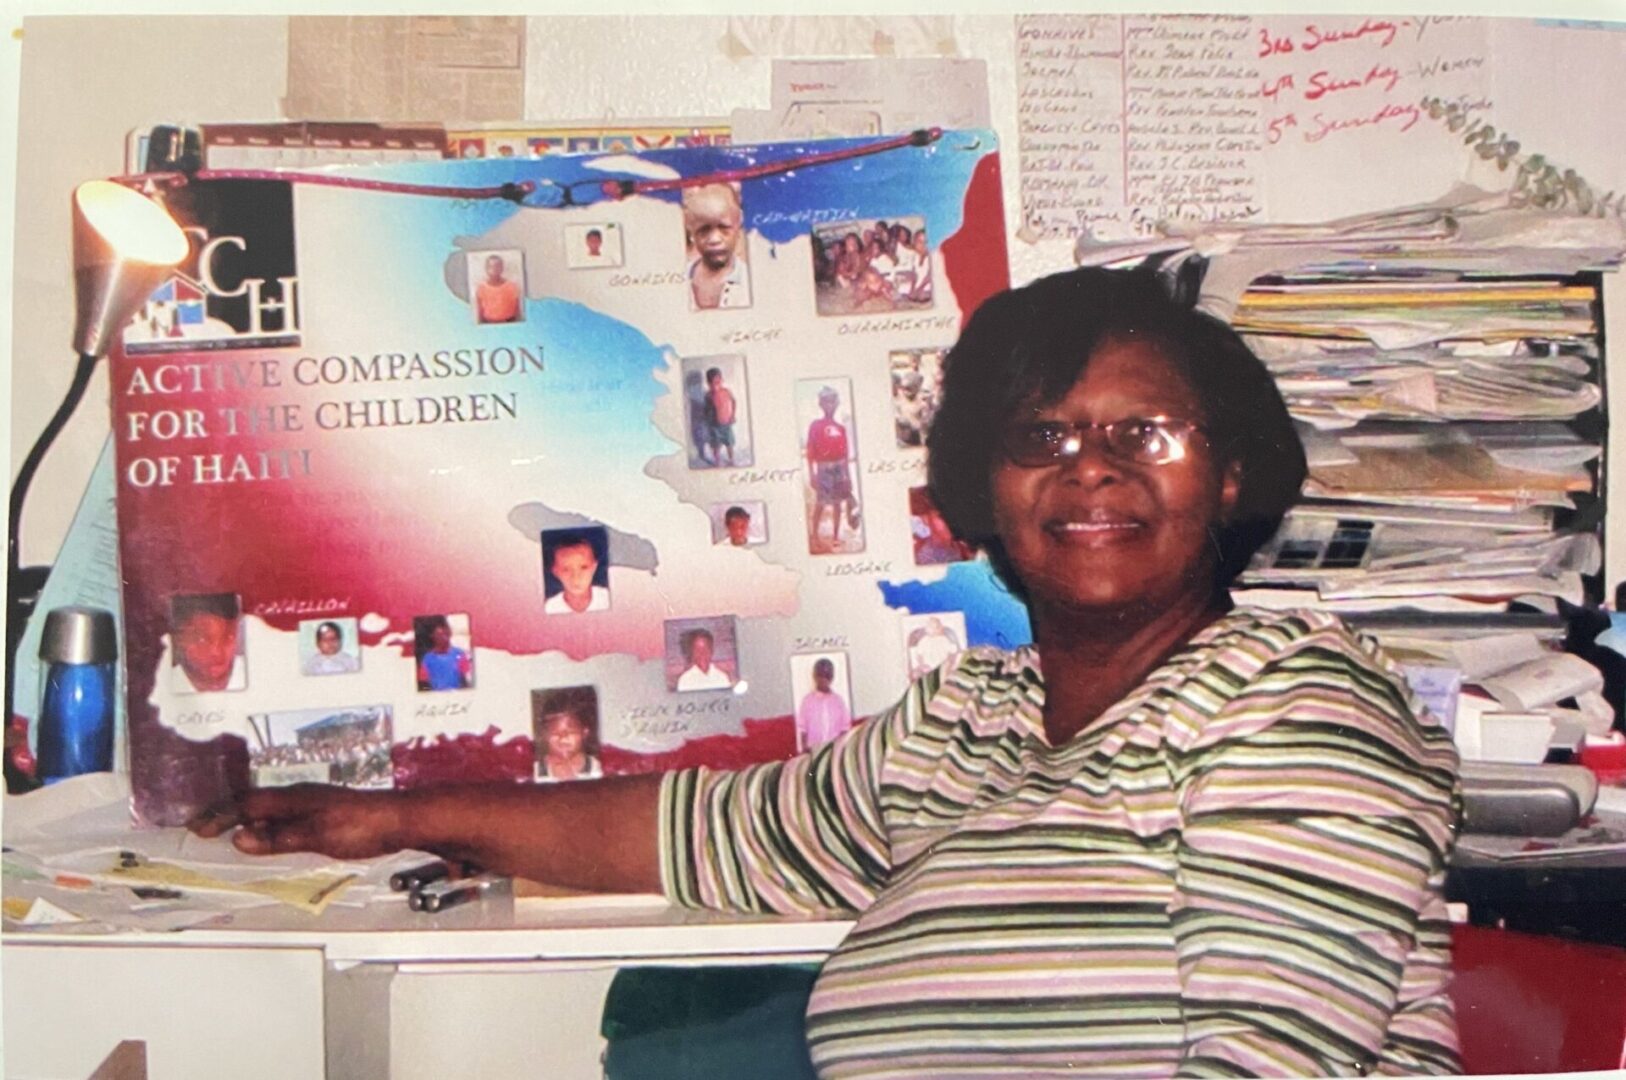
left=926, top=266, right=1305, bottom=599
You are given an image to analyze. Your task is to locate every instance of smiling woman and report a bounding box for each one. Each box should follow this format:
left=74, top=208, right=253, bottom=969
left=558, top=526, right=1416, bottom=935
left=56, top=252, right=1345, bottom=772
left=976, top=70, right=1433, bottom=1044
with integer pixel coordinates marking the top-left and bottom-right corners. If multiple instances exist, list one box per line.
left=201, top=267, right=1461, bottom=1079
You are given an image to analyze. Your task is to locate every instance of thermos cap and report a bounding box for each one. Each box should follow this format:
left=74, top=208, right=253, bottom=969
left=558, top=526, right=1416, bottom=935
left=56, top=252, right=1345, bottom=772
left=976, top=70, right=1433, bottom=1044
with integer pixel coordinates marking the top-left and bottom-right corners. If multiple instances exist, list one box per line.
left=39, top=607, right=119, bottom=665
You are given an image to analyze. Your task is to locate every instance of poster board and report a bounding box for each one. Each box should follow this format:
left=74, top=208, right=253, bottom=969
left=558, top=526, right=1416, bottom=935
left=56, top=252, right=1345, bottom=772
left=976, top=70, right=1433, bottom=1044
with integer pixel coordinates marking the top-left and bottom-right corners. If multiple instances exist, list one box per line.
left=108, top=131, right=1025, bottom=824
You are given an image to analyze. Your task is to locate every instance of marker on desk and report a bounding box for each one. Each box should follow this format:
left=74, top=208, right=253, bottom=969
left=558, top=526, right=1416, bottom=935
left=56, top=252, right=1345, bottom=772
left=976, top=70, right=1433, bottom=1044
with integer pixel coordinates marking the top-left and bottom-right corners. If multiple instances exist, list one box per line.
left=389, top=860, right=453, bottom=893
left=408, top=873, right=500, bottom=914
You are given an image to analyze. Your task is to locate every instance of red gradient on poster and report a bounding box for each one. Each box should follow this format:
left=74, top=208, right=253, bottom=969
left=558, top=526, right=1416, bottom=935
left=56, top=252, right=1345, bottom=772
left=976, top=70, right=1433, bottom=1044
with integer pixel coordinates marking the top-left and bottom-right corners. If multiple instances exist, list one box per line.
left=388, top=716, right=796, bottom=788
left=941, top=153, right=1010, bottom=331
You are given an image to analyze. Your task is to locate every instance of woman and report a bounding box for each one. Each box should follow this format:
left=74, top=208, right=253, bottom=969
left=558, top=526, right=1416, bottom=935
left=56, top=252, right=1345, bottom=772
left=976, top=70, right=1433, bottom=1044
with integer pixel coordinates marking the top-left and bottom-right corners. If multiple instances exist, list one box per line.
left=199, top=269, right=1460, bottom=1077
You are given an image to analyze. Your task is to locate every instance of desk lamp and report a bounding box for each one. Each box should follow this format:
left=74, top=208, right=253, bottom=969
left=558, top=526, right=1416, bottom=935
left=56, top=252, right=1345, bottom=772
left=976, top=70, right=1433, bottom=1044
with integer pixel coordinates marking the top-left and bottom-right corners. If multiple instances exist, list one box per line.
left=5, top=181, right=187, bottom=759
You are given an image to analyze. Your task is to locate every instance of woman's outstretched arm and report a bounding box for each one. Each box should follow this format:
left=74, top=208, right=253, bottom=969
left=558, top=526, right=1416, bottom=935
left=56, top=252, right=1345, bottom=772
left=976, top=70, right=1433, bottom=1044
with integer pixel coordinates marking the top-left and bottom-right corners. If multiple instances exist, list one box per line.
left=190, top=773, right=664, bottom=894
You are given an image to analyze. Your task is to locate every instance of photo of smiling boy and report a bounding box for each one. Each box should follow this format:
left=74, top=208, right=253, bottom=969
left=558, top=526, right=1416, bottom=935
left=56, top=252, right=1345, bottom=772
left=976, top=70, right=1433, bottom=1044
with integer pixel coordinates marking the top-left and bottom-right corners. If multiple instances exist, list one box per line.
left=664, top=616, right=740, bottom=693
left=542, top=526, right=611, bottom=615
left=171, top=592, right=247, bottom=694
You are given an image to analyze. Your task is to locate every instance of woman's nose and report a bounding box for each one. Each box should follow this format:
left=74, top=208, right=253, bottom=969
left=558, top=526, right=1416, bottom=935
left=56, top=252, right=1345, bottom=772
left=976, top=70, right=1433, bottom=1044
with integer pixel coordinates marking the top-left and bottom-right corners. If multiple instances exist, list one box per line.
left=1056, top=430, right=1125, bottom=487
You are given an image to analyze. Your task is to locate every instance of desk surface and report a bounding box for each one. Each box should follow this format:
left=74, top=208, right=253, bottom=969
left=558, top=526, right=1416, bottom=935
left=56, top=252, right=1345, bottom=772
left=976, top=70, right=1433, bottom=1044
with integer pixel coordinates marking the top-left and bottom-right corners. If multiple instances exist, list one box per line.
left=5, top=892, right=857, bottom=965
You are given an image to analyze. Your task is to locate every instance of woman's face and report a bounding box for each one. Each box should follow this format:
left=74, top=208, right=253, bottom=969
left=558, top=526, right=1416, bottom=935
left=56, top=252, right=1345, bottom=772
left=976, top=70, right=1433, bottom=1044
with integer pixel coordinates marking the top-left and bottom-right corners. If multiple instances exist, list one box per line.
left=990, top=336, right=1238, bottom=617
left=316, top=626, right=342, bottom=656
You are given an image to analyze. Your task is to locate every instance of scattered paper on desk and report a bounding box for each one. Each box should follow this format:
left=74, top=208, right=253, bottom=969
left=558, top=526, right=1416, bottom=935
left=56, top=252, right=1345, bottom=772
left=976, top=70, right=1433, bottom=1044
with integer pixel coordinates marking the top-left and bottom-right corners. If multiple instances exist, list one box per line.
left=104, top=859, right=358, bottom=915
left=15, top=897, right=84, bottom=926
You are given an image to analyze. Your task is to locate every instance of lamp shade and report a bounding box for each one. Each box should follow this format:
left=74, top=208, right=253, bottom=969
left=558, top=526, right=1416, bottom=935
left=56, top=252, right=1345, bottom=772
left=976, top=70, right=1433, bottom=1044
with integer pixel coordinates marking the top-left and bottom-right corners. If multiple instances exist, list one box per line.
left=71, top=180, right=189, bottom=358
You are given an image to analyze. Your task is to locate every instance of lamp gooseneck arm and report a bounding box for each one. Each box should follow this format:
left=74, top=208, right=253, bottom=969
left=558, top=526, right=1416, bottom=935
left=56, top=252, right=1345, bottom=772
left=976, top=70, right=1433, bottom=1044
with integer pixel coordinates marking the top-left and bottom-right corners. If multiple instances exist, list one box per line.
left=8, top=350, right=99, bottom=584
left=6, top=350, right=101, bottom=731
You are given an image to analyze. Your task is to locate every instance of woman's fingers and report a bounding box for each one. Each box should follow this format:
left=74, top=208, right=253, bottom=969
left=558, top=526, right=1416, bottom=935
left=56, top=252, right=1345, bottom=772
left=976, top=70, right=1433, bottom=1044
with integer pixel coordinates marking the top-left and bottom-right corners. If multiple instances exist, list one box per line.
left=230, top=785, right=404, bottom=859
left=186, top=803, right=241, bottom=837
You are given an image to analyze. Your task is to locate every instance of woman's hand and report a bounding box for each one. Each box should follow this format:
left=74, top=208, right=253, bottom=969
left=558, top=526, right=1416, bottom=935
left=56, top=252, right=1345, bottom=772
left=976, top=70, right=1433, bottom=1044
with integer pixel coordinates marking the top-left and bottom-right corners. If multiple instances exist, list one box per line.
left=189, top=784, right=407, bottom=859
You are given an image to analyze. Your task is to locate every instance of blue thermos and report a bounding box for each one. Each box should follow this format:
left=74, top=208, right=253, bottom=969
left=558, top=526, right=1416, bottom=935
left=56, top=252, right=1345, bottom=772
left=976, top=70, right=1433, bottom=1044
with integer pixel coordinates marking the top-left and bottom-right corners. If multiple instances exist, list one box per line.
left=36, top=606, right=118, bottom=784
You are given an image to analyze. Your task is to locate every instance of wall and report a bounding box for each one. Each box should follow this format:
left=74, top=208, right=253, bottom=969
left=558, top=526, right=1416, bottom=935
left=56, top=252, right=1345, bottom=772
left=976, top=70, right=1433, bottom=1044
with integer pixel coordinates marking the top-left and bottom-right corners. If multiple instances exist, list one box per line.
left=8, top=16, right=288, bottom=566
left=11, top=13, right=1626, bottom=571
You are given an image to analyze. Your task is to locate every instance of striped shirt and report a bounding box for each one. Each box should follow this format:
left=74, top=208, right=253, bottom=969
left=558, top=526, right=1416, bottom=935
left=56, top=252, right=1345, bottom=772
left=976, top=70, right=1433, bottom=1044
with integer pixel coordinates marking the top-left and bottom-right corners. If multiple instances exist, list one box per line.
left=662, top=609, right=1462, bottom=1078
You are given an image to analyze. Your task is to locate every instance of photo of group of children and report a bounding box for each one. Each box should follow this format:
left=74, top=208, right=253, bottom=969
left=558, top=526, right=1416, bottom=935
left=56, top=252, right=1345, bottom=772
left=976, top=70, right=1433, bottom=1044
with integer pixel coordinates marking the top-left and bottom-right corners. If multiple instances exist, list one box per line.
left=248, top=704, right=394, bottom=791
left=812, top=216, right=934, bottom=317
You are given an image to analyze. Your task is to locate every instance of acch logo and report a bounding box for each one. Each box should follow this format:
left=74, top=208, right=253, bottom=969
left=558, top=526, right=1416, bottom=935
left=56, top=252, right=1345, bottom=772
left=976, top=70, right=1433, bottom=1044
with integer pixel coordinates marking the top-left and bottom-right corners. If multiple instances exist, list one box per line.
left=124, top=179, right=302, bottom=355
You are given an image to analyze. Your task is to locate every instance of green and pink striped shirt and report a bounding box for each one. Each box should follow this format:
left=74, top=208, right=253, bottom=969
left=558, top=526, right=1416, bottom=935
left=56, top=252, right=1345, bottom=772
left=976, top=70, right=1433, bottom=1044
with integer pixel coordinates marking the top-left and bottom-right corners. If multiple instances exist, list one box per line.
left=662, top=608, right=1461, bottom=1077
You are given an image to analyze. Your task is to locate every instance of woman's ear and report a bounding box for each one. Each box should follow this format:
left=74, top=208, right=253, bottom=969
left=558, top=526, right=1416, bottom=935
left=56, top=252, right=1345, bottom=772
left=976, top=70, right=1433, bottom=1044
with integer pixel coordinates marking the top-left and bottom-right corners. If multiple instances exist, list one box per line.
left=1218, top=460, right=1243, bottom=522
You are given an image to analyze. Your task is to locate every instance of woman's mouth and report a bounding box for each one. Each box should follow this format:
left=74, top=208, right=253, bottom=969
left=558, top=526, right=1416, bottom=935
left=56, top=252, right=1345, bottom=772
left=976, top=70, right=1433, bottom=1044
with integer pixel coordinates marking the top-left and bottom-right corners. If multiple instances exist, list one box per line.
left=1044, top=510, right=1145, bottom=543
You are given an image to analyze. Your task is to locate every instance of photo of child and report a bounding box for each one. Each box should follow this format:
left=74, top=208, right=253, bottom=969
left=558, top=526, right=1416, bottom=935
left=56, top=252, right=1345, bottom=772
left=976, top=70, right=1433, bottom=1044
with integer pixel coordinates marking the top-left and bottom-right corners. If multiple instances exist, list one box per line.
left=682, top=181, right=751, bottom=310
left=468, top=249, right=526, bottom=325
left=542, top=526, right=611, bottom=615
left=299, top=617, right=361, bottom=676
left=170, top=592, right=247, bottom=695
left=811, top=216, right=932, bottom=316
left=564, top=223, right=624, bottom=269
left=710, top=501, right=767, bottom=547
left=663, top=616, right=740, bottom=693
left=681, top=354, right=753, bottom=470
left=790, top=652, right=854, bottom=752
left=901, top=611, right=966, bottom=680
left=910, top=487, right=975, bottom=566
left=414, top=613, right=473, bottom=692
left=531, top=686, right=604, bottom=782
left=796, top=377, right=864, bottom=555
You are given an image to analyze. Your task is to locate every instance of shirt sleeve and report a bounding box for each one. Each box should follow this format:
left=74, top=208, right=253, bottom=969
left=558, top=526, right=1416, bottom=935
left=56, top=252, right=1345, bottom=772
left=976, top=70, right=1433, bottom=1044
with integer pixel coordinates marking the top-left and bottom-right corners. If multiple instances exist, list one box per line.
left=1168, top=635, right=1461, bottom=1077
left=660, top=671, right=935, bottom=916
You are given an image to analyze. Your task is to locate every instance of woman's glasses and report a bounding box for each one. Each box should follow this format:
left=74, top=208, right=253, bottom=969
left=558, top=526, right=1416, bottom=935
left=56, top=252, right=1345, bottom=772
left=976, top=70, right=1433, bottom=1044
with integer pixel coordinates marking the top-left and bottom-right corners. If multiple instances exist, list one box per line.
left=1000, top=417, right=1208, bottom=468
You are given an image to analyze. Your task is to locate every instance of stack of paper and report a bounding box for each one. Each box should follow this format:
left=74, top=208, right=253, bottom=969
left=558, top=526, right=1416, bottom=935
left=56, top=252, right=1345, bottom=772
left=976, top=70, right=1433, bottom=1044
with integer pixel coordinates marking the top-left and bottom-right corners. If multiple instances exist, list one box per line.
left=1232, top=262, right=1604, bottom=616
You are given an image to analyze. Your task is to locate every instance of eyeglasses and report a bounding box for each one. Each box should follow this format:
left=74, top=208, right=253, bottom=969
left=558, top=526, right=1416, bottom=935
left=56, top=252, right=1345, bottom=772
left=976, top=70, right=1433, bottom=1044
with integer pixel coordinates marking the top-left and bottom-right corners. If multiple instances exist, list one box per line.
left=1000, top=416, right=1208, bottom=468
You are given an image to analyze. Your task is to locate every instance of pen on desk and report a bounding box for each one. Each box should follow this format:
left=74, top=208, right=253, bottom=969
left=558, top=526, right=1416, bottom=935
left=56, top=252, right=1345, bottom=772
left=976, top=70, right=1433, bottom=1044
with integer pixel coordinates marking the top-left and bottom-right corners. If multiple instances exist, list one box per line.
left=389, top=860, right=453, bottom=893
left=408, top=873, right=501, bottom=914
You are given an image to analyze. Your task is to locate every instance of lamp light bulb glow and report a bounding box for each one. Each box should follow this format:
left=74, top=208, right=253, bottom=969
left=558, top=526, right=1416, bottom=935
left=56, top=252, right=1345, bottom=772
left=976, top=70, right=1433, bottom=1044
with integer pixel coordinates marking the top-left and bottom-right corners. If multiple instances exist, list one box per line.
left=73, top=181, right=188, bottom=266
